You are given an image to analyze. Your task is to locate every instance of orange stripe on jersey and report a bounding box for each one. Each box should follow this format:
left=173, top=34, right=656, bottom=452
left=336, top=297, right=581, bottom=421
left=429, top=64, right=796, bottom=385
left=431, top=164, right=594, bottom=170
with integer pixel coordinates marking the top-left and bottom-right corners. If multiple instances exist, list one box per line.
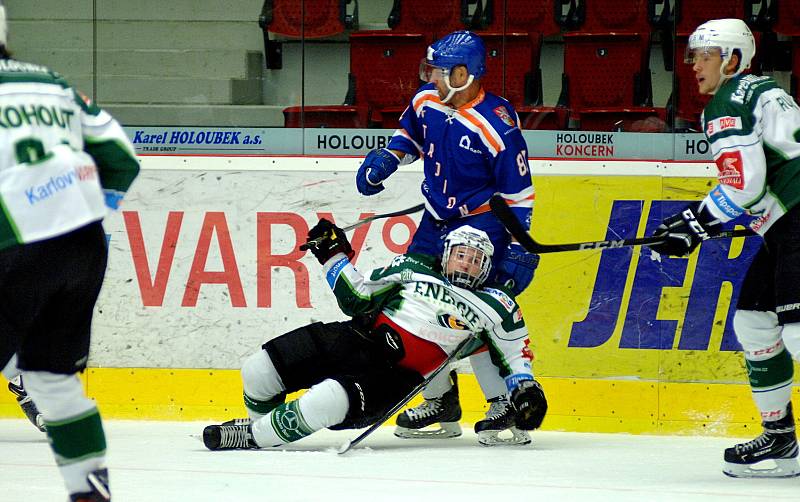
left=412, top=92, right=443, bottom=114
left=457, top=109, right=502, bottom=153
left=465, top=193, right=534, bottom=217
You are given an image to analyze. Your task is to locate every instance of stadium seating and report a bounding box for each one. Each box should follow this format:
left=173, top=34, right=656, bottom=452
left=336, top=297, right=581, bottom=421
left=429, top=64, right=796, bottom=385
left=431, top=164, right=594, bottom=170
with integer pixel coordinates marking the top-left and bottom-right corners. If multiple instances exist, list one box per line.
left=772, top=0, right=800, bottom=36
left=348, top=31, right=430, bottom=128
left=478, top=0, right=560, bottom=35
left=387, top=0, right=477, bottom=38
left=576, top=0, right=650, bottom=34
left=561, top=32, right=661, bottom=131
left=674, top=1, right=745, bottom=35
left=259, top=0, right=357, bottom=38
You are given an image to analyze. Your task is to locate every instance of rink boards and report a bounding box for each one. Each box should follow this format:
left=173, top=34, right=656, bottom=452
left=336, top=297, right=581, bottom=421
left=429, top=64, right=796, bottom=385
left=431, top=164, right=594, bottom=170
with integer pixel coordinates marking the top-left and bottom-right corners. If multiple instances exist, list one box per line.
left=1, top=155, right=788, bottom=435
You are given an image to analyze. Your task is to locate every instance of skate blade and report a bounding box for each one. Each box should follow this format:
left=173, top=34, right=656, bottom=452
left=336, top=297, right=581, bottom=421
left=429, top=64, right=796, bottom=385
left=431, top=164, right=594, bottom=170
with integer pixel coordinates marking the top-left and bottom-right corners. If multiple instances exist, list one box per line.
left=394, top=422, right=462, bottom=439
left=723, top=457, right=800, bottom=478
left=477, top=427, right=531, bottom=447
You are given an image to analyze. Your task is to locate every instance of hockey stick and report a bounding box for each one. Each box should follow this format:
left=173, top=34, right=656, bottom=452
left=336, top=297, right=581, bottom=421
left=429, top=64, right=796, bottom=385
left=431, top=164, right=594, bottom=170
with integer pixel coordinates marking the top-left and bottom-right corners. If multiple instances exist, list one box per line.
left=489, top=194, right=754, bottom=254
left=301, top=203, right=425, bottom=250
left=337, top=333, right=479, bottom=455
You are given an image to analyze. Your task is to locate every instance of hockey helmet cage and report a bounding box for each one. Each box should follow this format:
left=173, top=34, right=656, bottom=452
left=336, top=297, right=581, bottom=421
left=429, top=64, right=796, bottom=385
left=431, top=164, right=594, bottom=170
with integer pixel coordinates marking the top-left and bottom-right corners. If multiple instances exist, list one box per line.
left=442, top=225, right=494, bottom=290
left=685, top=18, right=755, bottom=79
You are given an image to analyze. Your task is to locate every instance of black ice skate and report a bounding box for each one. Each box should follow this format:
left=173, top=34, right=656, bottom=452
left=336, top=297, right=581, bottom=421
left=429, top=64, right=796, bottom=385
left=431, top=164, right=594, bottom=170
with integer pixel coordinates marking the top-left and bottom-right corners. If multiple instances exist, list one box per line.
left=475, top=396, right=531, bottom=446
left=70, top=468, right=110, bottom=501
left=395, top=370, right=462, bottom=439
left=203, top=422, right=259, bottom=450
left=723, top=405, right=800, bottom=478
left=7, top=375, right=46, bottom=432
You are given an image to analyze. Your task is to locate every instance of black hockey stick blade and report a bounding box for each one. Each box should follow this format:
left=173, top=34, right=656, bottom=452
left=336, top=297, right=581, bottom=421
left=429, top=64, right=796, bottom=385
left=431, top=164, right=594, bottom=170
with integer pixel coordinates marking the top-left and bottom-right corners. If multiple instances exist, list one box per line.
left=301, top=203, right=424, bottom=251
left=489, top=194, right=754, bottom=254
left=337, top=333, right=478, bottom=455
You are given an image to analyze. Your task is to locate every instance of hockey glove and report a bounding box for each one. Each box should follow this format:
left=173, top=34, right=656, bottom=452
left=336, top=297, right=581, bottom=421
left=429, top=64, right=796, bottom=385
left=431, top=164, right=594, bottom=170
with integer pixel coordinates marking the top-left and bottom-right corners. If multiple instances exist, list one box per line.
left=648, top=201, right=722, bottom=258
left=356, top=149, right=400, bottom=196
left=300, top=218, right=354, bottom=265
left=510, top=379, right=547, bottom=430
left=103, top=189, right=124, bottom=210
left=496, top=243, right=540, bottom=295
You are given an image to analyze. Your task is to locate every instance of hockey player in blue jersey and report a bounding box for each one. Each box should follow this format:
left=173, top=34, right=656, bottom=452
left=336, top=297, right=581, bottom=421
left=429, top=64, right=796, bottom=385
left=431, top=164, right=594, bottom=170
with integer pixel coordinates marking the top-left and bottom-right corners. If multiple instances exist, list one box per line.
left=355, top=31, right=539, bottom=445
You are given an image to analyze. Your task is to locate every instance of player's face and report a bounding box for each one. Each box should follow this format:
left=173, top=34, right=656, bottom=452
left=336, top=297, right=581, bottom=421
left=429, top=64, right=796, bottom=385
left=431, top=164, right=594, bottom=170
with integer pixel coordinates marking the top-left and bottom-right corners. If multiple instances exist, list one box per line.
left=444, top=245, right=484, bottom=283
left=688, top=47, right=723, bottom=95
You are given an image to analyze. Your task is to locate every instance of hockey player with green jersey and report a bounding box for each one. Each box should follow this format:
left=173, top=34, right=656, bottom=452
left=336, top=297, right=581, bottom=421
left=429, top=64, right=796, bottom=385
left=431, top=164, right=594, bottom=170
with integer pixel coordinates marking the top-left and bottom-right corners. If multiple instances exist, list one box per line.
left=0, top=2, right=139, bottom=499
left=202, top=220, right=547, bottom=451
left=649, top=18, right=800, bottom=478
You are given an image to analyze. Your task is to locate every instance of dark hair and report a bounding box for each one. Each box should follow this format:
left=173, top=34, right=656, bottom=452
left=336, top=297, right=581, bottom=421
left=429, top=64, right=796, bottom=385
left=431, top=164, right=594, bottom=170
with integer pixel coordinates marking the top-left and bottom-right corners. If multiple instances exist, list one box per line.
left=0, top=45, right=11, bottom=59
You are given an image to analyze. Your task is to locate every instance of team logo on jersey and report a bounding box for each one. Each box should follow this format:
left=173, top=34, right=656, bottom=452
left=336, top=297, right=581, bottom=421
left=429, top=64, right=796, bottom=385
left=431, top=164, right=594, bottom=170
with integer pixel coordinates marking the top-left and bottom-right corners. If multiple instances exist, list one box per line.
left=706, top=116, right=742, bottom=136
left=437, top=314, right=468, bottom=330
left=459, top=135, right=482, bottom=154
left=716, top=151, right=744, bottom=189
left=484, top=288, right=515, bottom=313
left=493, top=106, right=514, bottom=126
left=521, top=338, right=534, bottom=362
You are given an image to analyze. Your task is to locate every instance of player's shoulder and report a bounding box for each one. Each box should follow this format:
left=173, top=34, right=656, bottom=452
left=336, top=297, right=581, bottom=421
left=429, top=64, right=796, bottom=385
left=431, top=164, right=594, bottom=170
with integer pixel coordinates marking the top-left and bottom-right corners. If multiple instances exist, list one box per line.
left=712, top=74, right=779, bottom=113
left=475, top=284, right=519, bottom=315
left=369, top=252, right=439, bottom=280
left=0, top=58, right=71, bottom=89
left=473, top=91, right=520, bottom=132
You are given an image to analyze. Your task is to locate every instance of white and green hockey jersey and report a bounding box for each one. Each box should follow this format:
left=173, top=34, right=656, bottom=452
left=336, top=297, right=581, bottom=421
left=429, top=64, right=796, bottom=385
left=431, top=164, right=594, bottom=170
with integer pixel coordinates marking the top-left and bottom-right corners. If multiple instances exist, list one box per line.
left=700, top=74, right=800, bottom=235
left=322, top=252, right=534, bottom=388
left=0, top=58, right=139, bottom=249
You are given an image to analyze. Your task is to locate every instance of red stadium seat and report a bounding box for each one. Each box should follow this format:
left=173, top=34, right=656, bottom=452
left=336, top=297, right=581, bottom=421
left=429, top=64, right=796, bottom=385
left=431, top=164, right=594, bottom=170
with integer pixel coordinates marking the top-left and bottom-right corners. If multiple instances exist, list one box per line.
left=387, top=0, right=474, bottom=38
left=562, top=32, right=660, bottom=131
left=260, top=0, right=357, bottom=39
left=282, top=105, right=369, bottom=128
left=348, top=31, right=429, bottom=128
left=479, top=0, right=559, bottom=36
left=577, top=0, right=650, bottom=34
left=479, top=32, right=541, bottom=108
left=773, top=0, right=800, bottom=36
left=674, top=1, right=745, bottom=36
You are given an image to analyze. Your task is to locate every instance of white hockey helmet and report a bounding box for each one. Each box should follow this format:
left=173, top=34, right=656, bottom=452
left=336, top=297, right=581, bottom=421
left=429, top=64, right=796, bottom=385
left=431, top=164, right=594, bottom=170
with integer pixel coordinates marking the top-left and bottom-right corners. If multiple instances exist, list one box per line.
left=685, top=19, right=755, bottom=83
left=0, top=1, right=7, bottom=48
left=442, top=225, right=494, bottom=290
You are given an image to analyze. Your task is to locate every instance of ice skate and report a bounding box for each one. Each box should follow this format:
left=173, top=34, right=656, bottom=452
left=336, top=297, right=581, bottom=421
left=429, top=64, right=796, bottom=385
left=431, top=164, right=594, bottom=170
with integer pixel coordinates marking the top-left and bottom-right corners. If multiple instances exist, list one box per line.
left=395, top=370, right=462, bottom=439
left=70, top=468, right=110, bottom=501
left=723, top=405, right=800, bottom=478
left=475, top=396, right=531, bottom=446
left=203, top=422, right=259, bottom=450
left=7, top=375, right=46, bottom=432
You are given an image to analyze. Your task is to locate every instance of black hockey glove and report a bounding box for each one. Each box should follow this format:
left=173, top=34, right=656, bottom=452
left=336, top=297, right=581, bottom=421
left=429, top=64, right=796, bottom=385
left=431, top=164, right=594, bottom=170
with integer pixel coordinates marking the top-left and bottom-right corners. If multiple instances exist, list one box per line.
left=300, top=218, right=354, bottom=265
left=648, top=201, right=722, bottom=257
left=510, top=379, right=547, bottom=430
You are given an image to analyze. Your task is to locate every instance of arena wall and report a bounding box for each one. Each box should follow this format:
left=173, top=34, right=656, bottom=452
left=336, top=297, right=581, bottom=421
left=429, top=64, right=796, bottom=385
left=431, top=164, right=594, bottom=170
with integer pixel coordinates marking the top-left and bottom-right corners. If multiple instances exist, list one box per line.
left=1, top=155, right=785, bottom=436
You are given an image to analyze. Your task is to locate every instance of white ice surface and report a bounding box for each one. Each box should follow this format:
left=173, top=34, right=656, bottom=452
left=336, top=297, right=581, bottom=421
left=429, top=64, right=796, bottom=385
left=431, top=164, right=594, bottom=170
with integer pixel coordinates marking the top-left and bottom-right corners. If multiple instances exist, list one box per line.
left=2, top=419, right=799, bottom=502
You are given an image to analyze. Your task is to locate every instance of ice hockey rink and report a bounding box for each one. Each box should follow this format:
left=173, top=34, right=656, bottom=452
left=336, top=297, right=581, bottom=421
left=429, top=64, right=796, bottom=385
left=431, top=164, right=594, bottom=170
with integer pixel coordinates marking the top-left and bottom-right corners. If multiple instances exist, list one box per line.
left=3, top=419, right=800, bottom=501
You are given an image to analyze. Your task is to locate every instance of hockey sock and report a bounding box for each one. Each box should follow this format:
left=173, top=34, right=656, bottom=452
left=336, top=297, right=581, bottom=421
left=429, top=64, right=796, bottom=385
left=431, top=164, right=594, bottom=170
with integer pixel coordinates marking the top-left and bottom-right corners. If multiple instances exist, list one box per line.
left=745, top=344, right=794, bottom=421
left=23, top=372, right=106, bottom=495
left=469, top=350, right=508, bottom=401
left=251, top=378, right=348, bottom=447
left=421, top=367, right=453, bottom=399
left=244, top=391, right=286, bottom=418
left=241, top=350, right=286, bottom=420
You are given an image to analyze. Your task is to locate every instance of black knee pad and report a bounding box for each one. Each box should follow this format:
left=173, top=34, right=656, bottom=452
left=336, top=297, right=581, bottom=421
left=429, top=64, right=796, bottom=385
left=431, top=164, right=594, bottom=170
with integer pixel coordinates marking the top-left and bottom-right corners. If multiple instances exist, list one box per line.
left=330, top=367, right=423, bottom=430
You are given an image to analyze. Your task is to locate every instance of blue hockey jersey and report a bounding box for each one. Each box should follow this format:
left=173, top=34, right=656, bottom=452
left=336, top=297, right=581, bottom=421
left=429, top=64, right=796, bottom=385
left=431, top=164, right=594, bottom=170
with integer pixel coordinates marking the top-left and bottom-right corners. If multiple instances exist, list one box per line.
left=387, top=83, right=534, bottom=227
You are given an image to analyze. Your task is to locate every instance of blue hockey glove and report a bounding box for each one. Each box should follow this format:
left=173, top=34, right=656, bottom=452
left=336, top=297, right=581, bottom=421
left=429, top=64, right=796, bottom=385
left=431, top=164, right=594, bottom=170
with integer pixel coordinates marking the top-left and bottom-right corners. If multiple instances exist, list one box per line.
left=103, top=189, right=124, bottom=210
left=648, top=201, right=722, bottom=257
left=496, top=243, right=540, bottom=295
left=356, top=149, right=400, bottom=196
left=511, top=379, right=547, bottom=430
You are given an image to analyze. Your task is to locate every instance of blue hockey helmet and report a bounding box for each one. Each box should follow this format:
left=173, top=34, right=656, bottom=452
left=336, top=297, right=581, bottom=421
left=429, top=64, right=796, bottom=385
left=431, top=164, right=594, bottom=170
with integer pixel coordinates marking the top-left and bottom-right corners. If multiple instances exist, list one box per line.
left=422, top=31, right=486, bottom=80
